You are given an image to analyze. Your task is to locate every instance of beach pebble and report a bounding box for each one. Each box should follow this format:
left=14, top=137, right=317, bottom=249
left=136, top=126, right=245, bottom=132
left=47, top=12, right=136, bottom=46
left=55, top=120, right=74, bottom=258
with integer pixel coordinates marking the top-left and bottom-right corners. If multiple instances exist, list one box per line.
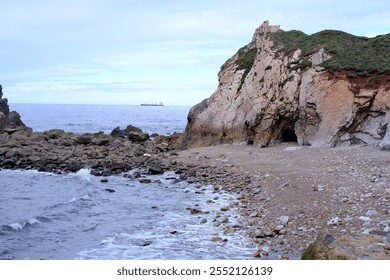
left=274, top=225, right=284, bottom=233
left=327, top=217, right=341, bottom=226
left=359, top=216, right=371, bottom=222
left=276, top=216, right=289, bottom=226
left=249, top=211, right=259, bottom=218
left=366, top=209, right=378, bottom=216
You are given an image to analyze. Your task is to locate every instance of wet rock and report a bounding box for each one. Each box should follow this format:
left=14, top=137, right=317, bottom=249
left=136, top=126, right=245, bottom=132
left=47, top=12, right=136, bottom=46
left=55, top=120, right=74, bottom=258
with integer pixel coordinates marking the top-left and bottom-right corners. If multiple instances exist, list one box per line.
left=187, top=207, right=202, bottom=214
left=211, top=236, right=223, bottom=242
left=139, top=178, right=152, bottom=184
left=149, top=165, right=164, bottom=175
left=141, top=240, right=152, bottom=247
left=1, top=158, right=16, bottom=167
left=102, top=170, right=112, bottom=177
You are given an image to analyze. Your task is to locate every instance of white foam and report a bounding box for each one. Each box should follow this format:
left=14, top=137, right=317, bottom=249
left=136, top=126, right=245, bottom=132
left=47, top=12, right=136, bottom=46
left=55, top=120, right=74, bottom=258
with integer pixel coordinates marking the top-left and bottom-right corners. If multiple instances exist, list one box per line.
left=9, top=223, right=23, bottom=231
left=74, top=168, right=92, bottom=181
left=27, top=218, right=39, bottom=225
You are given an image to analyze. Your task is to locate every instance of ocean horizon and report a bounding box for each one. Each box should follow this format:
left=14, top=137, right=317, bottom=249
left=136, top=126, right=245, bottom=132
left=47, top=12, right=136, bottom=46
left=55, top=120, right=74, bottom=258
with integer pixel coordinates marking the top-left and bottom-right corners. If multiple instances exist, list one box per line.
left=9, top=103, right=191, bottom=135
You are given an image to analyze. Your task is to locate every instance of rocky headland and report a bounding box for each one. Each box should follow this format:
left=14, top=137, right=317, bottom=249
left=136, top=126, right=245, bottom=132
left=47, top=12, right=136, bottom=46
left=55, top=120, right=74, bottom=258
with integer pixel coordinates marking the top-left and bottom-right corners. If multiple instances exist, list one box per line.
left=183, top=21, right=390, bottom=148
left=1, top=21, right=390, bottom=260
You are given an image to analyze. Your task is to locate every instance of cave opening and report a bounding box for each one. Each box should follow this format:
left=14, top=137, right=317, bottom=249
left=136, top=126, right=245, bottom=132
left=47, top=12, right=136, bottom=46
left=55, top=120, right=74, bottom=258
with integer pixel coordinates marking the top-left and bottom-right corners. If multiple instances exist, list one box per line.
left=281, top=128, right=298, bottom=142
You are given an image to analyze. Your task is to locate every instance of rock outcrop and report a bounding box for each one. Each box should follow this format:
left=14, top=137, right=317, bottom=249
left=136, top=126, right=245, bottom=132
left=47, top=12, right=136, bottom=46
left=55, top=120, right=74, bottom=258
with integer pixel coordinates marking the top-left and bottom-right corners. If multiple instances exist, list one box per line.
left=0, top=84, right=30, bottom=132
left=302, top=232, right=390, bottom=260
left=183, top=21, right=390, bottom=147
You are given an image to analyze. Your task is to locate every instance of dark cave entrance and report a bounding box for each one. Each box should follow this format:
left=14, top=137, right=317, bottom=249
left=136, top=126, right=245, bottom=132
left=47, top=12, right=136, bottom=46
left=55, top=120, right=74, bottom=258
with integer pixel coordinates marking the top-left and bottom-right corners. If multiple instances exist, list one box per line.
left=281, top=128, right=298, bottom=142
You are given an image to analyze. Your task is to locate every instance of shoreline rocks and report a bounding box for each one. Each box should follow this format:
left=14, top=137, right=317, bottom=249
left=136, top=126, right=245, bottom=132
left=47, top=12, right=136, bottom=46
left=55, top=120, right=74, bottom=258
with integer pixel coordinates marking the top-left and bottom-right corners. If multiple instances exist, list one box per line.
left=0, top=126, right=177, bottom=174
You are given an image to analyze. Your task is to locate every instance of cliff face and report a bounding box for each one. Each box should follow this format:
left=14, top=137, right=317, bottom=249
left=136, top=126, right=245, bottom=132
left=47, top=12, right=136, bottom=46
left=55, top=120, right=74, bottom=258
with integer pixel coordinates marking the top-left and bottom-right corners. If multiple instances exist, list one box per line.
left=183, top=21, right=390, bottom=147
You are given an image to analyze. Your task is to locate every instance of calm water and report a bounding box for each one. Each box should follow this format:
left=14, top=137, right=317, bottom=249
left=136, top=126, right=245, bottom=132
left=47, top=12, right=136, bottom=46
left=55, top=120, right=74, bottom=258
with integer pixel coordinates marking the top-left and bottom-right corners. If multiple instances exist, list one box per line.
left=1, top=103, right=255, bottom=260
left=9, top=103, right=190, bottom=135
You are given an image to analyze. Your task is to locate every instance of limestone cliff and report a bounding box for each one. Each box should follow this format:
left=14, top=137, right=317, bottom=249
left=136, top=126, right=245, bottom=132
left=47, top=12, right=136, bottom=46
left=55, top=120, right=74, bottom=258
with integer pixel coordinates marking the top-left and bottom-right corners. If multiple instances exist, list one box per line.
left=183, top=21, right=390, bottom=147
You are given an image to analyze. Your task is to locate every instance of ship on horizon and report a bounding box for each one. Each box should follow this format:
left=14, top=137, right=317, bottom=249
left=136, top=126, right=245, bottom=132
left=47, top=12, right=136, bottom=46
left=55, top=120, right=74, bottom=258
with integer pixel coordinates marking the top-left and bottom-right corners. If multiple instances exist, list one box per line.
left=140, top=102, right=164, bottom=106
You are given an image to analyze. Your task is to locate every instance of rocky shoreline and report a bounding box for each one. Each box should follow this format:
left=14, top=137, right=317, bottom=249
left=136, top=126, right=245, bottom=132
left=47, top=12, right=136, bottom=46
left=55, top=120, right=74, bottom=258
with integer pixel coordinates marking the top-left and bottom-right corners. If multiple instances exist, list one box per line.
left=0, top=124, right=180, bottom=174
left=1, top=126, right=390, bottom=259
left=171, top=143, right=390, bottom=259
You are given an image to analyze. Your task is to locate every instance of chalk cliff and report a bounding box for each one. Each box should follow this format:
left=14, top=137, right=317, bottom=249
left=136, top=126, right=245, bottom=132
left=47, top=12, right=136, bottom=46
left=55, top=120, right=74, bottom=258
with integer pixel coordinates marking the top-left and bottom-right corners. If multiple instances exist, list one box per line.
left=183, top=21, right=390, bottom=147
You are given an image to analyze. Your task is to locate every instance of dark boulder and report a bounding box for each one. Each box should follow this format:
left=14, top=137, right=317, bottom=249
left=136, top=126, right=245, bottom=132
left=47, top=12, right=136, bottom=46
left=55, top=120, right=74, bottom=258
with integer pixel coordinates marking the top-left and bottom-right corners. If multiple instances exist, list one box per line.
left=149, top=165, right=164, bottom=175
left=128, top=131, right=149, bottom=143
left=110, top=124, right=149, bottom=143
left=74, top=134, right=92, bottom=145
left=6, top=111, right=26, bottom=127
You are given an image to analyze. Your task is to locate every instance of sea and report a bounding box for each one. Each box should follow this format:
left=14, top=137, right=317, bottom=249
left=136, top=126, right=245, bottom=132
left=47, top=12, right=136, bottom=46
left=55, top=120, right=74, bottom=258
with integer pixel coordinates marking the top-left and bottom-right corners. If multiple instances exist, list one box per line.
left=0, top=104, right=255, bottom=260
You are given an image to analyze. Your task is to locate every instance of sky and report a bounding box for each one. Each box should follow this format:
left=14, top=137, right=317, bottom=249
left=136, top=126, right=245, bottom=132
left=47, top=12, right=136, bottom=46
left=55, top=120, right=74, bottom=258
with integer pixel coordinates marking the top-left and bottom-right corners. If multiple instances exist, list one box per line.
left=1, top=0, right=389, bottom=106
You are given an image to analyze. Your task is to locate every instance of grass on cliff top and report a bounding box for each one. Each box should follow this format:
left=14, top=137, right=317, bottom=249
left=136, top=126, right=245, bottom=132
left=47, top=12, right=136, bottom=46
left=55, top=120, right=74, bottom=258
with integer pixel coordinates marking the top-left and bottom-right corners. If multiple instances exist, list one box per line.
left=270, top=30, right=390, bottom=75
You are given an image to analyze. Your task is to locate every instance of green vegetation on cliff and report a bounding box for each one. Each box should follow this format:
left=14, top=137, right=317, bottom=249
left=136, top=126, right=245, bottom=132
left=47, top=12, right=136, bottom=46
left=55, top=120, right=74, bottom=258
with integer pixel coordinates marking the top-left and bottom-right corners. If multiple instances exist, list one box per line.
left=270, top=30, right=390, bottom=75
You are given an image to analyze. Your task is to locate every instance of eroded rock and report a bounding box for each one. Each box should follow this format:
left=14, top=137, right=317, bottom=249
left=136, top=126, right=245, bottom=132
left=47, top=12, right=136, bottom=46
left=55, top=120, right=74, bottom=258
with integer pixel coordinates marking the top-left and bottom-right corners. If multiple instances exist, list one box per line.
left=302, top=233, right=390, bottom=260
left=182, top=21, right=390, bottom=148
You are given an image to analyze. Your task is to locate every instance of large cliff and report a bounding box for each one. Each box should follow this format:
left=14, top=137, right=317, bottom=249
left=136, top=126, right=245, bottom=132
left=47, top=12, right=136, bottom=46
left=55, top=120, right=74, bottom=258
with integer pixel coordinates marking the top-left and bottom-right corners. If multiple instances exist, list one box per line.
left=183, top=21, right=390, bottom=147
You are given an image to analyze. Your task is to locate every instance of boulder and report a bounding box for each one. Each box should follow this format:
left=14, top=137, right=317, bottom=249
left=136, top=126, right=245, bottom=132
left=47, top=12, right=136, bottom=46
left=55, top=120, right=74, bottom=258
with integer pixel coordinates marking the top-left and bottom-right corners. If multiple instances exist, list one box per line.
left=74, top=134, right=92, bottom=145
left=149, top=165, right=164, bottom=174
left=110, top=124, right=149, bottom=142
left=301, top=233, right=390, bottom=260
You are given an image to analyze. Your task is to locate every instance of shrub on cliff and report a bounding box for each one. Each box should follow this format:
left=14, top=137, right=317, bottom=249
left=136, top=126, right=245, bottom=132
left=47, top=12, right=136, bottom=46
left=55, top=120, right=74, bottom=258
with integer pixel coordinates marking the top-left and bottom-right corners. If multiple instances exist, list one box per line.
left=270, top=30, right=390, bottom=75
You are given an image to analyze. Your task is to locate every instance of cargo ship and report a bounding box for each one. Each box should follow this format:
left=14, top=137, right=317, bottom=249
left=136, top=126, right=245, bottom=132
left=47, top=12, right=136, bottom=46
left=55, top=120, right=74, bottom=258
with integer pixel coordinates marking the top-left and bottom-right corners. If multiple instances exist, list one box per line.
left=140, top=102, right=164, bottom=106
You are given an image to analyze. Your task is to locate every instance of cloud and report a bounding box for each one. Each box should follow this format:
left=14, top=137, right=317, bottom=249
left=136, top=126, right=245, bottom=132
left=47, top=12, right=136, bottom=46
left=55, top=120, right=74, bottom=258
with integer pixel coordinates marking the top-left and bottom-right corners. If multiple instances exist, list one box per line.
left=1, top=0, right=389, bottom=106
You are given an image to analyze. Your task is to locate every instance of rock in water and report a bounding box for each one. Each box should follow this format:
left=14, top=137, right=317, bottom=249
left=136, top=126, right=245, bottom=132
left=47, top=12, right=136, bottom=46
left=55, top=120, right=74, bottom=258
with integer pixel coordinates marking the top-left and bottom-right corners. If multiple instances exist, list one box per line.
left=301, top=233, right=390, bottom=260
left=182, top=21, right=390, bottom=148
left=0, top=84, right=30, bottom=133
left=149, top=165, right=164, bottom=175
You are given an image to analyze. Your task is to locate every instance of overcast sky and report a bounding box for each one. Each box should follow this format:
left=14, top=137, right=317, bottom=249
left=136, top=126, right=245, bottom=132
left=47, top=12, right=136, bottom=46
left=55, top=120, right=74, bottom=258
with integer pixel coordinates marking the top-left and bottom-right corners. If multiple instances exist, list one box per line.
left=1, top=0, right=389, bottom=106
